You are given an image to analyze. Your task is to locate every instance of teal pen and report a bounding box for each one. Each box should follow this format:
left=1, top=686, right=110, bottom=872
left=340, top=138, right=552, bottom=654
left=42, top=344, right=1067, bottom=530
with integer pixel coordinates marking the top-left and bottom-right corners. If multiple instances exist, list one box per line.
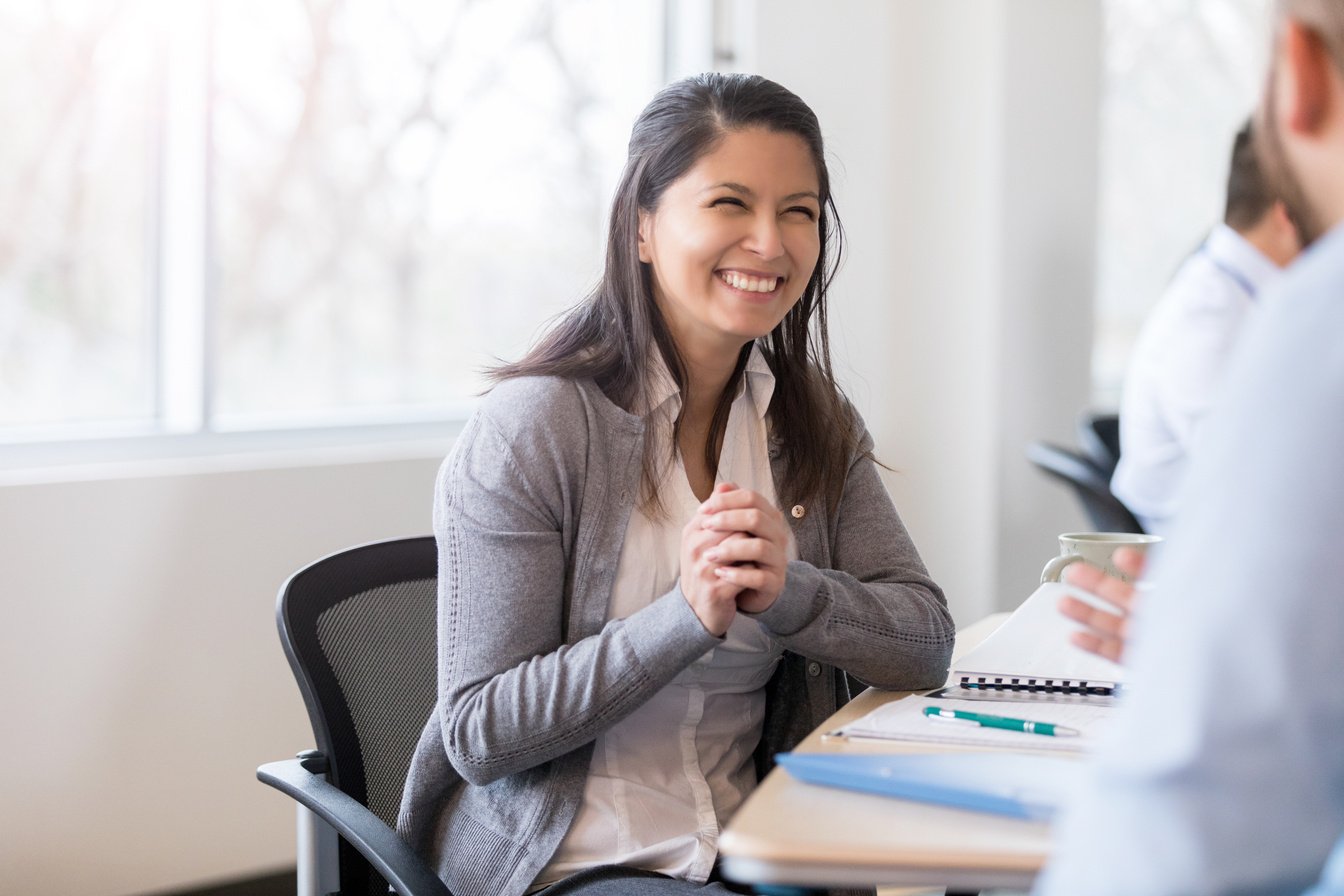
left=922, top=705, right=1080, bottom=737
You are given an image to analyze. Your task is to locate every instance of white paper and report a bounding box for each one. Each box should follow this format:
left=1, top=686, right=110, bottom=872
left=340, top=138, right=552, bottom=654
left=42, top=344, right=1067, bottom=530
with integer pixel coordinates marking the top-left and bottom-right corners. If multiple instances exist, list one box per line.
left=951, top=582, right=1126, bottom=688
left=838, top=695, right=1115, bottom=753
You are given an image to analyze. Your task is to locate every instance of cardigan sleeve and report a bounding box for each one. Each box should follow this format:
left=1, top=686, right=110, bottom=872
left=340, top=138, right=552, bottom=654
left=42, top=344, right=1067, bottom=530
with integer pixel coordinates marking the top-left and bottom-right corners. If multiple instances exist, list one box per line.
left=750, top=424, right=955, bottom=691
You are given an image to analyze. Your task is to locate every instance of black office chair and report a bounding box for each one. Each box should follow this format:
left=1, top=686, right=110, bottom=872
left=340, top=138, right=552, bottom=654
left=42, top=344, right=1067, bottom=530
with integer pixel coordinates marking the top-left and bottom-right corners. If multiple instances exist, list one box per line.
left=1027, top=441, right=1145, bottom=534
left=256, top=535, right=453, bottom=896
left=1076, top=411, right=1122, bottom=477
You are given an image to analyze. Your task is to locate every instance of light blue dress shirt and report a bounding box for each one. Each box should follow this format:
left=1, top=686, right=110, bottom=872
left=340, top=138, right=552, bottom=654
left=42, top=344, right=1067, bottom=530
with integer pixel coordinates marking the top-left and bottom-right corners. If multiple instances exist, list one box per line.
left=1036, top=223, right=1344, bottom=896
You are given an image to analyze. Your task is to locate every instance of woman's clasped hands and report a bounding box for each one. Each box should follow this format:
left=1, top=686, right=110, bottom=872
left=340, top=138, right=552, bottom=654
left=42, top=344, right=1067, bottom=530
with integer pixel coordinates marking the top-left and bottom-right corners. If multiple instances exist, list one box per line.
left=680, top=481, right=791, bottom=636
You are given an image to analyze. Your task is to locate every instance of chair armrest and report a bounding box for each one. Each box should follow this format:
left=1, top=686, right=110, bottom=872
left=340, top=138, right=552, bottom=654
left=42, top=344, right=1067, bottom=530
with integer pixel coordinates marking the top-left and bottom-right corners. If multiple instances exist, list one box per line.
left=257, top=757, right=454, bottom=896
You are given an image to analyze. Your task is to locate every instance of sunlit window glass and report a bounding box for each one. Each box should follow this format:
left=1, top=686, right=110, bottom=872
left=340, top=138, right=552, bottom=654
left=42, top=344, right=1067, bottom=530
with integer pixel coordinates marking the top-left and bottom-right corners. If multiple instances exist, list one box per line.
left=210, top=0, right=663, bottom=429
left=0, top=2, right=158, bottom=433
left=1093, top=0, right=1271, bottom=405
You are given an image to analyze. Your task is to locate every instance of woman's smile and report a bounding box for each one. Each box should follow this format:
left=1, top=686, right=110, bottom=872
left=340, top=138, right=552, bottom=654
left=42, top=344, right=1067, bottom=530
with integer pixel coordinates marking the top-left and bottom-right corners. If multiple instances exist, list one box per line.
left=716, top=269, right=784, bottom=295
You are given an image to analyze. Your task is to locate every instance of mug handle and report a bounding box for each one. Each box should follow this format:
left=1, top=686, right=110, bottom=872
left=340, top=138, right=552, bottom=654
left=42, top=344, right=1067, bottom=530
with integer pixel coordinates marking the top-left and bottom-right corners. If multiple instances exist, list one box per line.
left=1040, top=554, right=1083, bottom=584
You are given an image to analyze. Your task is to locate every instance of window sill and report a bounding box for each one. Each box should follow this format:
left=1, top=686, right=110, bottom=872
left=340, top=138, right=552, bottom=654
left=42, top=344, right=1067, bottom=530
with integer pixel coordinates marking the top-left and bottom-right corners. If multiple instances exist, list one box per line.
left=0, top=420, right=463, bottom=487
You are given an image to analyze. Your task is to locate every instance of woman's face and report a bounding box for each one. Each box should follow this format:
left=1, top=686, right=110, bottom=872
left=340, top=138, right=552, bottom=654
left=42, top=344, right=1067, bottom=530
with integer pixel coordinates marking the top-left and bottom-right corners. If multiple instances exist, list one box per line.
left=637, top=127, right=822, bottom=361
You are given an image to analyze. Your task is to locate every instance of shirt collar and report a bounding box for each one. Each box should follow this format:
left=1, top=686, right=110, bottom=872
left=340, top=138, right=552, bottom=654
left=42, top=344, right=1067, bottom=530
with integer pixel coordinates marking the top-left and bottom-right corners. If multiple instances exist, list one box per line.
left=1204, top=223, right=1282, bottom=298
left=743, top=343, right=776, bottom=421
left=637, top=343, right=776, bottom=422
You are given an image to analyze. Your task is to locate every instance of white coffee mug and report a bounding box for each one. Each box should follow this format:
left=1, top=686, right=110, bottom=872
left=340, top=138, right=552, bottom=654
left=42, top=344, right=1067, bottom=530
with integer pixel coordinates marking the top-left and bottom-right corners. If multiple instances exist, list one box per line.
left=1040, top=532, right=1162, bottom=584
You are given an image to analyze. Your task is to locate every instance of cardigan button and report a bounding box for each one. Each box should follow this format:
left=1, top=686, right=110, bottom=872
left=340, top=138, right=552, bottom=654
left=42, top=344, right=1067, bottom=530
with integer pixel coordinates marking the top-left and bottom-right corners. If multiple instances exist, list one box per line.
left=790, top=504, right=806, bottom=519
left=807, top=661, right=822, bottom=677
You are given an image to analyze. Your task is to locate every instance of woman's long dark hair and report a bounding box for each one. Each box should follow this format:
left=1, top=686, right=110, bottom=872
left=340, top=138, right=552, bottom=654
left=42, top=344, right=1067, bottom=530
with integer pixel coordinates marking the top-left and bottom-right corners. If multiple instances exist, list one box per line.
left=490, top=72, right=859, bottom=514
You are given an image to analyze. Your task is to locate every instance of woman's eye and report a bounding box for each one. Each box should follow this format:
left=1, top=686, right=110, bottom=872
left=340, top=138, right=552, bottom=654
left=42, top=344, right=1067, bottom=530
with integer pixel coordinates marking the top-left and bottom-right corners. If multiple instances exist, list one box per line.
left=787, top=206, right=818, bottom=221
left=712, top=196, right=747, bottom=209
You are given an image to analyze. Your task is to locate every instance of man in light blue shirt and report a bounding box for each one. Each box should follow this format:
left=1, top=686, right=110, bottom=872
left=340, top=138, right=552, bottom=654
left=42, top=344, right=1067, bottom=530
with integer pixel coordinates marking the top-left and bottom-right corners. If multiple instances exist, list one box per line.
left=1036, top=1, right=1344, bottom=893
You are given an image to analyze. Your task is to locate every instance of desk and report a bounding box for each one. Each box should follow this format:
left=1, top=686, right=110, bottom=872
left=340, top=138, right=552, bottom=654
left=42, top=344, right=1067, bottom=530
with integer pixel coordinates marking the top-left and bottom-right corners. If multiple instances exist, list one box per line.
left=720, top=613, right=1052, bottom=892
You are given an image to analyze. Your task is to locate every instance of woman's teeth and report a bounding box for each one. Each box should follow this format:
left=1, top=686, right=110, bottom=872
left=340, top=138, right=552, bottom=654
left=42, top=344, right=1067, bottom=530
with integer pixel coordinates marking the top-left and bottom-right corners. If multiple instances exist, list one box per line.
left=720, top=272, right=779, bottom=293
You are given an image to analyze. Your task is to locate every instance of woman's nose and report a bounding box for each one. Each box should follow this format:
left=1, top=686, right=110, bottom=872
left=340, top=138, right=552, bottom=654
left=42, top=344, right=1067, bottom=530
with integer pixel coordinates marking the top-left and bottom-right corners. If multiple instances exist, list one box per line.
left=742, top=213, right=784, bottom=259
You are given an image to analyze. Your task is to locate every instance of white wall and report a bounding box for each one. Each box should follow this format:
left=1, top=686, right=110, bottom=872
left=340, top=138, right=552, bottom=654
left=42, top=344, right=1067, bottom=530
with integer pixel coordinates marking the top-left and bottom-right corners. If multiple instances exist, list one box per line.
left=0, top=3, right=1102, bottom=892
left=992, top=3, right=1102, bottom=605
left=751, top=0, right=1098, bottom=623
left=1, top=454, right=442, bottom=895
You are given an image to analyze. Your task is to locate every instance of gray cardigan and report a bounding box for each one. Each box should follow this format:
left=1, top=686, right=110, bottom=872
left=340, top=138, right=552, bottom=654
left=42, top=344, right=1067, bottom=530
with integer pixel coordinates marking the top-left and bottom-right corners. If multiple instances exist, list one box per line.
left=397, top=375, right=955, bottom=896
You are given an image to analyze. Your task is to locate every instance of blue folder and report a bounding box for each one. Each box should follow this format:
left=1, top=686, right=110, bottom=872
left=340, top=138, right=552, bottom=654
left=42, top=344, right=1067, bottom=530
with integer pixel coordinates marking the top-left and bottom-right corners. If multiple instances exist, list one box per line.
left=775, top=751, right=1084, bottom=822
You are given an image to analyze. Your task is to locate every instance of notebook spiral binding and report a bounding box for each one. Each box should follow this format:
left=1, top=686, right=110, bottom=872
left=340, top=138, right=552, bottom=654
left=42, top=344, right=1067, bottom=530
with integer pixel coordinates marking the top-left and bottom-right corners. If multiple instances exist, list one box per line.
left=958, top=674, right=1117, bottom=696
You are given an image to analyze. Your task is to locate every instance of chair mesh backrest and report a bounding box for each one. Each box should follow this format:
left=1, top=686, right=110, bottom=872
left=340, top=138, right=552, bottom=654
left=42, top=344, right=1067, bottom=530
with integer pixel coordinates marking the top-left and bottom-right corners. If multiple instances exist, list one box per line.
left=315, top=577, right=438, bottom=827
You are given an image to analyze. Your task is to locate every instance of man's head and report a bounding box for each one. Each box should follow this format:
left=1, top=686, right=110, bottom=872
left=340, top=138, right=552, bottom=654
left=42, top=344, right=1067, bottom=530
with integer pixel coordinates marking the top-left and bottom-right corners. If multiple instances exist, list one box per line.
left=1256, top=0, right=1344, bottom=247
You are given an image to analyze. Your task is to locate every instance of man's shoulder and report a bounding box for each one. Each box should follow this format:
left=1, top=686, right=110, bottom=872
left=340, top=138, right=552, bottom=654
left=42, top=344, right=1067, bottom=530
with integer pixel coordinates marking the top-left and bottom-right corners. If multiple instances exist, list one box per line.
left=1161, top=249, right=1250, bottom=313
left=1128, top=252, right=1251, bottom=358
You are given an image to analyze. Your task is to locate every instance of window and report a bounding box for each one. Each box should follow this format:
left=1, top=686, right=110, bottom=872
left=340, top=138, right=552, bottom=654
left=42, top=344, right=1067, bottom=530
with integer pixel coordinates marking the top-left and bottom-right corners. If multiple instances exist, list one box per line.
left=1093, top=0, right=1272, bottom=406
left=0, top=3, right=159, bottom=436
left=1, top=0, right=677, bottom=451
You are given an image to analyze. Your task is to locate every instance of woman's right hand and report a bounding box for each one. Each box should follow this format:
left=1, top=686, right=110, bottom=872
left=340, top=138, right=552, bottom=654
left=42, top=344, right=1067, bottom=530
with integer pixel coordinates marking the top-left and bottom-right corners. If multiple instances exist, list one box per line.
left=680, top=483, right=745, bottom=636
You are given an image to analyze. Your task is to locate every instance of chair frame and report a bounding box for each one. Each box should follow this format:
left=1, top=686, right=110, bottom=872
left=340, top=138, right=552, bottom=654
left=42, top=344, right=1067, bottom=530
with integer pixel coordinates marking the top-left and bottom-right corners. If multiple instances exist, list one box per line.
left=1027, top=440, right=1144, bottom=534
left=256, top=535, right=452, bottom=896
left=1076, top=411, right=1122, bottom=477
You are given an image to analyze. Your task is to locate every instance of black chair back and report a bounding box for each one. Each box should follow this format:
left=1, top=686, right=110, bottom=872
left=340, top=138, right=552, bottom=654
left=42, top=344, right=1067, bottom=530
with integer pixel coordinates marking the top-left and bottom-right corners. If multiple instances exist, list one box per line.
left=1077, top=412, right=1122, bottom=477
left=277, top=535, right=439, bottom=896
left=1027, top=441, right=1145, bottom=534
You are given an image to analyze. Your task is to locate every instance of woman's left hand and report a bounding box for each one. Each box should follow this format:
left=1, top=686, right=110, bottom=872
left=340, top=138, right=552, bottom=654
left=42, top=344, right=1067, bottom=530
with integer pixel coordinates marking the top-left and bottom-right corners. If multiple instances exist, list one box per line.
left=698, top=482, right=791, bottom=614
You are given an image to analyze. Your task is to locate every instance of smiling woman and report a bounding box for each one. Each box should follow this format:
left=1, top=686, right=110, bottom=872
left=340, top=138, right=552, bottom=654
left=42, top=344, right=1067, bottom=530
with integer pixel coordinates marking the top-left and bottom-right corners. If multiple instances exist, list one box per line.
left=395, top=72, right=956, bottom=896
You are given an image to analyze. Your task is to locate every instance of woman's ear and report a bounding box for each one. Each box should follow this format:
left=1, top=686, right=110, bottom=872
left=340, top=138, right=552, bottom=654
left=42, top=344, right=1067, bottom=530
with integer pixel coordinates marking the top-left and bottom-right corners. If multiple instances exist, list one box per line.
left=637, top=210, right=653, bottom=263
left=1281, top=20, right=1334, bottom=135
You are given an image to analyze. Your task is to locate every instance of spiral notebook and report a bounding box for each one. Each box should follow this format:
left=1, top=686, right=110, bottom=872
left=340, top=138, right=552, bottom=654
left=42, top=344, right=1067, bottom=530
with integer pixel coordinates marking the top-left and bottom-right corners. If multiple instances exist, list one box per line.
left=946, top=581, right=1126, bottom=699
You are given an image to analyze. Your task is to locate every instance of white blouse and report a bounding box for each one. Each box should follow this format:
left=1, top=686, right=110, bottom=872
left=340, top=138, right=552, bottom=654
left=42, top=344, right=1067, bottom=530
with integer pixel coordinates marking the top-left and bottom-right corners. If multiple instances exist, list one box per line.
left=535, top=346, right=792, bottom=887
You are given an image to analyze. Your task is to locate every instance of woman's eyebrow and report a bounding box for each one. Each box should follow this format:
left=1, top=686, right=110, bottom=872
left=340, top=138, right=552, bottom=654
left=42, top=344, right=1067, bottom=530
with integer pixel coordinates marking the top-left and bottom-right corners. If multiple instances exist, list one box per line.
left=701, top=181, right=754, bottom=196
left=700, top=182, right=820, bottom=203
